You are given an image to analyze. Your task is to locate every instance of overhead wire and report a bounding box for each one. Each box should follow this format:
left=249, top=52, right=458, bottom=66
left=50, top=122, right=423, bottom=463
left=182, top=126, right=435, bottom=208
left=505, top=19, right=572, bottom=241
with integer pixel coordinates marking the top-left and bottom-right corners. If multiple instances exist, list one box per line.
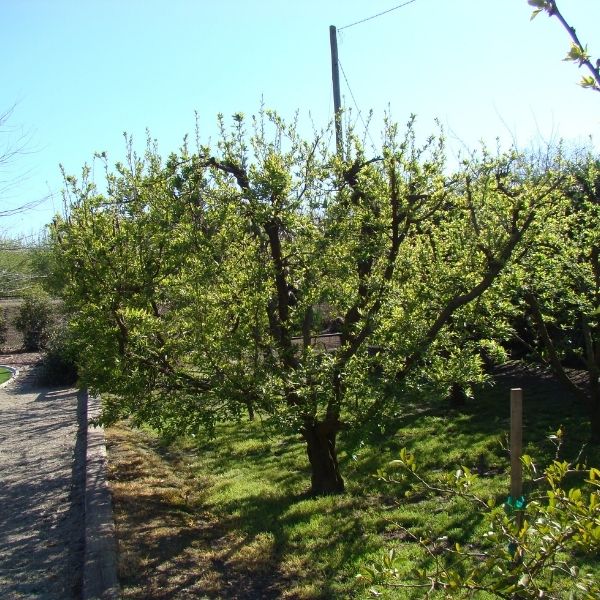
left=339, top=0, right=418, bottom=31
left=338, top=59, right=377, bottom=152
left=334, top=0, right=420, bottom=149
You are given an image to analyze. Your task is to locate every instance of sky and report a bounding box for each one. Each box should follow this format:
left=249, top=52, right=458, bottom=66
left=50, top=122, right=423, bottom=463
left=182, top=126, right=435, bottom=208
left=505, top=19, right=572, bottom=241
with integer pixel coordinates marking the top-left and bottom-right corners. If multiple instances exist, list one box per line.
left=2, top=0, right=600, bottom=238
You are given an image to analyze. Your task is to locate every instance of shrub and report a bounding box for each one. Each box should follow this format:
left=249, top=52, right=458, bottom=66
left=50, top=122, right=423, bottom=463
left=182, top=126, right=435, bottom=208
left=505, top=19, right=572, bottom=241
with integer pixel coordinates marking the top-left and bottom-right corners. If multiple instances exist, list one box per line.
left=0, top=307, right=6, bottom=348
left=38, top=322, right=78, bottom=386
left=361, top=443, right=600, bottom=598
left=15, top=288, right=54, bottom=351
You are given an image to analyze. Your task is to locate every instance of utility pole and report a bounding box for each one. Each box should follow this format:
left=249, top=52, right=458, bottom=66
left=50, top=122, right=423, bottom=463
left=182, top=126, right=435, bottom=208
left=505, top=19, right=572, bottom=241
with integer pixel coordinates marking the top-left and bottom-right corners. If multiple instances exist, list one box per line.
left=329, top=25, right=343, bottom=157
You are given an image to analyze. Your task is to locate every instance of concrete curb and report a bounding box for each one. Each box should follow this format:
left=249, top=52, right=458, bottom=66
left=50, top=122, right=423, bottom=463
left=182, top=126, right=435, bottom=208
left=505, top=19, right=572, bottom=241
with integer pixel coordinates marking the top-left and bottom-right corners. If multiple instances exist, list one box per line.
left=0, top=364, right=18, bottom=388
left=83, top=392, right=120, bottom=600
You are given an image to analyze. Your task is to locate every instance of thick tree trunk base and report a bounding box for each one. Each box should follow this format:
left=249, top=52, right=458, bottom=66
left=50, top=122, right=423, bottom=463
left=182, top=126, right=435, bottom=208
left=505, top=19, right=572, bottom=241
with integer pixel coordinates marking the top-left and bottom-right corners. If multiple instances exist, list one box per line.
left=303, top=421, right=345, bottom=495
left=589, top=406, right=600, bottom=445
left=448, top=383, right=467, bottom=408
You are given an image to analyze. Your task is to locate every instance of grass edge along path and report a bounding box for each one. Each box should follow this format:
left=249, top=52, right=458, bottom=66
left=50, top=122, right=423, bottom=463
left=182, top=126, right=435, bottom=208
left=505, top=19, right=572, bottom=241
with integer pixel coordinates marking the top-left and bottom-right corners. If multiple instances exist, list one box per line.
left=106, top=366, right=600, bottom=599
left=0, top=366, right=12, bottom=385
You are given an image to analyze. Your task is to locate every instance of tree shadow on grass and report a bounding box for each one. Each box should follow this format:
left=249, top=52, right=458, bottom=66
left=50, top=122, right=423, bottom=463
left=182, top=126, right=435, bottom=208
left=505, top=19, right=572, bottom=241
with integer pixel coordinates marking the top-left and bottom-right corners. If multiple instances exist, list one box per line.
left=343, top=363, right=598, bottom=476
left=108, top=364, right=600, bottom=599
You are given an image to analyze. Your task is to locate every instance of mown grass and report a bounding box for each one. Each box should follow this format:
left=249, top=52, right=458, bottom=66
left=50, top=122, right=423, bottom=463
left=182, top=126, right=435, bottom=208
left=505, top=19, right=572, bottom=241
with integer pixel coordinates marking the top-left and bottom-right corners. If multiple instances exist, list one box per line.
left=106, top=364, right=600, bottom=599
left=0, top=367, right=10, bottom=384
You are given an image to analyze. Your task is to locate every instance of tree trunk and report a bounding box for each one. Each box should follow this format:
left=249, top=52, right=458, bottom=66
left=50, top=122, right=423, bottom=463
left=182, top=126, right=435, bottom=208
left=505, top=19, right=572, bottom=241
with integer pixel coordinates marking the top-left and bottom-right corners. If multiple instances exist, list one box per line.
left=448, top=383, right=467, bottom=408
left=302, top=420, right=345, bottom=495
left=590, top=405, right=600, bottom=445
left=588, top=383, right=600, bottom=445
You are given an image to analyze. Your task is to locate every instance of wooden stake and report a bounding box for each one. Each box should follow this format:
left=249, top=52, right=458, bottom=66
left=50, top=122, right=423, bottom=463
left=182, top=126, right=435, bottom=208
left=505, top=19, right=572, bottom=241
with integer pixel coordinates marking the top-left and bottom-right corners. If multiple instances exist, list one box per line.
left=510, top=388, right=523, bottom=500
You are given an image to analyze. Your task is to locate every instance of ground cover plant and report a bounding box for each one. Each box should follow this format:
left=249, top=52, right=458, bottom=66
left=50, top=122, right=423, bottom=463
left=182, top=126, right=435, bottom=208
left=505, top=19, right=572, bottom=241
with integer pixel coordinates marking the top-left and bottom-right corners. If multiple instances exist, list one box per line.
left=106, top=365, right=600, bottom=599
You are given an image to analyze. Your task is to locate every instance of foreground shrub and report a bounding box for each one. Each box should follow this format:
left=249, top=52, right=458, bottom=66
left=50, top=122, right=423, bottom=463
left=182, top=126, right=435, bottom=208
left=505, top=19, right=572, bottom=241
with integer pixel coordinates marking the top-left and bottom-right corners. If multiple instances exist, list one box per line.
left=361, top=442, right=600, bottom=598
left=15, top=288, right=53, bottom=351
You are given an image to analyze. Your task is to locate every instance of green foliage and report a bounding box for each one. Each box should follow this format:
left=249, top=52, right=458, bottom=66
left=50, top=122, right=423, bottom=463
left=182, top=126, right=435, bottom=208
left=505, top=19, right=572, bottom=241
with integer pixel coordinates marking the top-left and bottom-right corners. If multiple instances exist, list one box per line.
left=15, top=287, right=54, bottom=351
left=362, top=442, right=600, bottom=598
left=50, top=112, right=564, bottom=493
left=38, top=321, right=78, bottom=385
left=516, top=152, right=600, bottom=441
left=0, top=307, right=6, bottom=347
left=527, top=0, right=600, bottom=92
left=0, top=238, right=36, bottom=297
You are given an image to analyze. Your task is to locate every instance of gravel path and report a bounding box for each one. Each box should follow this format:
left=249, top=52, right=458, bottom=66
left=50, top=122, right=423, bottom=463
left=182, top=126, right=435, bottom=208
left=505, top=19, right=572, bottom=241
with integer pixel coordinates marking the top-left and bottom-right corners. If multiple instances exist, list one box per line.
left=0, top=361, right=86, bottom=599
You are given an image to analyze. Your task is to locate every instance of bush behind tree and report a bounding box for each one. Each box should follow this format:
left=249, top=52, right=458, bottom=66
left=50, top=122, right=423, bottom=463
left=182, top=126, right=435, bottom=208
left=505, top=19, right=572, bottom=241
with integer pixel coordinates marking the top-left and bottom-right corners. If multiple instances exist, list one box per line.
left=0, top=307, right=7, bottom=348
left=15, top=287, right=53, bottom=351
left=37, top=321, right=79, bottom=385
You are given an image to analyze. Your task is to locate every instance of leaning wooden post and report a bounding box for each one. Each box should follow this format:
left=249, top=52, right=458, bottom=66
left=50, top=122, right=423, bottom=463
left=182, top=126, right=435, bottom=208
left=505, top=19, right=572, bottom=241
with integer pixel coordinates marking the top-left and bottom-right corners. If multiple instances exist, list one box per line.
left=510, top=388, right=523, bottom=500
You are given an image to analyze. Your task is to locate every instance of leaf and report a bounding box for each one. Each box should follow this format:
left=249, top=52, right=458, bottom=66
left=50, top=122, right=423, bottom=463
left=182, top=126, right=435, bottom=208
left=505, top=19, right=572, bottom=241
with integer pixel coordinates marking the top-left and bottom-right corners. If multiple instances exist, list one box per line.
left=527, top=0, right=550, bottom=19
left=564, top=43, right=590, bottom=65
left=580, top=75, right=598, bottom=89
left=530, top=8, right=544, bottom=20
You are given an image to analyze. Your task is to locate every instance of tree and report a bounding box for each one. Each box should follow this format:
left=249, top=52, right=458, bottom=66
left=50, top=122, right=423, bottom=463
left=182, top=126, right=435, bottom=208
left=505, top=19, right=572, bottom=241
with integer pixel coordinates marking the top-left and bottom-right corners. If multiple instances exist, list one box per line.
left=528, top=0, right=600, bottom=92
left=1, top=105, right=50, bottom=297
left=0, top=104, right=43, bottom=218
left=51, top=113, right=562, bottom=495
left=516, top=153, right=600, bottom=442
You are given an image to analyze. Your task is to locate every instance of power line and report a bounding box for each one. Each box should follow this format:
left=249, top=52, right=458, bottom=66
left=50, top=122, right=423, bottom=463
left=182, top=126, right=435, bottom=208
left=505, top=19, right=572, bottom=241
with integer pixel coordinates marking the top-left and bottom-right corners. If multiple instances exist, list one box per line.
left=339, top=0, right=418, bottom=31
left=338, top=60, right=377, bottom=151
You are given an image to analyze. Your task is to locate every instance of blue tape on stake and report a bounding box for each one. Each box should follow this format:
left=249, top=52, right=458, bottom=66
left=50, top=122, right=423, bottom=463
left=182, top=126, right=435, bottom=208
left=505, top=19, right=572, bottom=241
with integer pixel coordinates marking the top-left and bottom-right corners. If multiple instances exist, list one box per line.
left=504, top=495, right=527, bottom=514
left=504, top=495, right=527, bottom=560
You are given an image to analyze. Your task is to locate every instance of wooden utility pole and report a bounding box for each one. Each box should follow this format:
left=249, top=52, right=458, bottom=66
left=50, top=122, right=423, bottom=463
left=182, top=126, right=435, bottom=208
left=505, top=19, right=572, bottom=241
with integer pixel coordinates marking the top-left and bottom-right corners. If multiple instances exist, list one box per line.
left=329, top=25, right=343, bottom=156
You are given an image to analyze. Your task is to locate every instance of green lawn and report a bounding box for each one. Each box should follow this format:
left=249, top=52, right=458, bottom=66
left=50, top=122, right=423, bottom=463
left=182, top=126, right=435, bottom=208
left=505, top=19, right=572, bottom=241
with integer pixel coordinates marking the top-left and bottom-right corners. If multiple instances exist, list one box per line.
left=0, top=367, right=11, bottom=385
left=109, top=365, right=600, bottom=599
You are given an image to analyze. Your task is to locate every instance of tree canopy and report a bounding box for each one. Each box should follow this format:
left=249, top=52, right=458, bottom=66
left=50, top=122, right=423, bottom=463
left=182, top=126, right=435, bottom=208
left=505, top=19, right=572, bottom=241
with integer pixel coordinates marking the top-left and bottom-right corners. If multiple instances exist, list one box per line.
left=51, top=113, right=574, bottom=494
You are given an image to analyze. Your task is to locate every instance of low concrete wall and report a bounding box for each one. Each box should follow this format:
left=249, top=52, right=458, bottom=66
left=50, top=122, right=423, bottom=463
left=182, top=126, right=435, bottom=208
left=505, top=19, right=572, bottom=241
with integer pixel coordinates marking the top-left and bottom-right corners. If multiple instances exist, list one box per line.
left=83, top=392, right=120, bottom=600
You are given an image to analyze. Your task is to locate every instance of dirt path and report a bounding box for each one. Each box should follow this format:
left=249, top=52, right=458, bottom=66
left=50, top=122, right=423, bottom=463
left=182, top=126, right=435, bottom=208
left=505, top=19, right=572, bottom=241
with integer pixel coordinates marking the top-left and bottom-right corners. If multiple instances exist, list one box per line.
left=0, top=360, right=86, bottom=599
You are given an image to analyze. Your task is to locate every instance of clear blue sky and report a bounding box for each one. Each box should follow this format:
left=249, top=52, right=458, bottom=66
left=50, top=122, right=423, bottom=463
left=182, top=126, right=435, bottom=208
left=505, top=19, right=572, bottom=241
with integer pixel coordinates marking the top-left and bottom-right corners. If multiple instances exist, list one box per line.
left=2, top=0, right=600, bottom=238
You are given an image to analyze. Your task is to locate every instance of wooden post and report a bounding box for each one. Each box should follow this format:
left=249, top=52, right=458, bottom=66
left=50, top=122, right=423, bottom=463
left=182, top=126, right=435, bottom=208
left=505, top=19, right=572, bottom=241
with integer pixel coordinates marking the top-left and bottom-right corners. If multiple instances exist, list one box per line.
left=510, top=388, right=523, bottom=500
left=329, top=25, right=343, bottom=157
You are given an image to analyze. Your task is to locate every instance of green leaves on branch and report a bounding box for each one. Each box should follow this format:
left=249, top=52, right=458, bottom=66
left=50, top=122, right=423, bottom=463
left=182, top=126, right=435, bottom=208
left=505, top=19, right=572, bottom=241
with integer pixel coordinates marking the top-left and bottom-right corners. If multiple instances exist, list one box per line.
left=527, top=0, right=600, bottom=92
left=527, top=0, right=554, bottom=21
left=363, top=448, right=600, bottom=598
left=564, top=42, right=590, bottom=67
left=580, top=75, right=599, bottom=90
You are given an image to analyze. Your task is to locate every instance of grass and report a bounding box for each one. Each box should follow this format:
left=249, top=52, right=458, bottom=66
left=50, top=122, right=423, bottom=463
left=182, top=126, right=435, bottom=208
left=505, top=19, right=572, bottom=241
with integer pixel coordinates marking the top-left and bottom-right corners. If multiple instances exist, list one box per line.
left=0, top=367, right=10, bottom=384
left=106, top=364, right=600, bottom=599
